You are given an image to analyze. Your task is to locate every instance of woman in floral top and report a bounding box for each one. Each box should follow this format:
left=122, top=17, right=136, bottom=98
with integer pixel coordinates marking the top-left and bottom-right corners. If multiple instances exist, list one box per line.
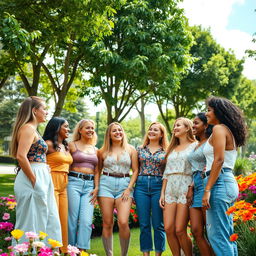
left=134, top=122, right=169, bottom=256
left=159, top=117, right=197, bottom=256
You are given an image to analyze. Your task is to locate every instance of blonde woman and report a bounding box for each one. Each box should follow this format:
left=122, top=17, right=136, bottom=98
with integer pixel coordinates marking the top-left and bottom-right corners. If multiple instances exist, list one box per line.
left=159, top=118, right=197, bottom=256
left=10, top=96, right=61, bottom=244
left=67, top=119, right=99, bottom=251
left=134, top=122, right=169, bottom=256
left=97, top=122, right=139, bottom=256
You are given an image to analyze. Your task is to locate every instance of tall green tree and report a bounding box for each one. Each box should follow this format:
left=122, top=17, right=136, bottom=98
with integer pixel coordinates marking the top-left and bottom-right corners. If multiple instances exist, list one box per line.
left=0, top=0, right=120, bottom=115
left=82, top=0, right=193, bottom=124
left=154, top=26, right=244, bottom=134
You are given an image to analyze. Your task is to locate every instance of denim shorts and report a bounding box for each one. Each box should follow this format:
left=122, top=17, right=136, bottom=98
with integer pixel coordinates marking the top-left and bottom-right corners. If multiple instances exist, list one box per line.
left=98, top=174, right=133, bottom=199
left=191, top=171, right=204, bottom=208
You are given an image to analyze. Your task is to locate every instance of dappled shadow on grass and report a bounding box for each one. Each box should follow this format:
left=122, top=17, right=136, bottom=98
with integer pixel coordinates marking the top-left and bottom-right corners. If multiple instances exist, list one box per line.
left=0, top=174, right=15, bottom=196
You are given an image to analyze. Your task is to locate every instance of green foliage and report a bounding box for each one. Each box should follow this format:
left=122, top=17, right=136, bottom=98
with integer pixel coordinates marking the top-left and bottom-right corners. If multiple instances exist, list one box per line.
left=235, top=221, right=256, bottom=256
left=234, top=157, right=252, bottom=176
left=82, top=0, right=193, bottom=124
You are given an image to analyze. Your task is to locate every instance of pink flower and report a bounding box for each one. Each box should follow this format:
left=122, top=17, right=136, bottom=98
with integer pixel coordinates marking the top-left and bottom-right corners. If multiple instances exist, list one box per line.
left=91, top=224, right=95, bottom=229
left=25, top=231, right=39, bottom=240
left=39, top=246, right=53, bottom=256
left=13, top=243, right=29, bottom=253
left=67, top=245, right=79, bottom=256
left=0, top=253, right=8, bottom=256
left=0, top=222, right=14, bottom=231
left=2, top=213, right=10, bottom=220
left=4, top=236, right=12, bottom=241
left=113, top=208, right=118, bottom=214
left=7, top=246, right=13, bottom=251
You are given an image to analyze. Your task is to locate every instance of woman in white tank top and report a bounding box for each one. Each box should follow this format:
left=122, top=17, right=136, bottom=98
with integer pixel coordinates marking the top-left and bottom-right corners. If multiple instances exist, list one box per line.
left=202, top=96, right=247, bottom=256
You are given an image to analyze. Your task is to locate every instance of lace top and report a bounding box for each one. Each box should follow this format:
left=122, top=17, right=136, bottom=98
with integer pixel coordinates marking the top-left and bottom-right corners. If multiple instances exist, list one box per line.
left=187, top=143, right=206, bottom=173
left=103, top=151, right=131, bottom=174
left=27, top=137, right=48, bottom=163
left=163, top=142, right=197, bottom=179
left=137, top=146, right=165, bottom=176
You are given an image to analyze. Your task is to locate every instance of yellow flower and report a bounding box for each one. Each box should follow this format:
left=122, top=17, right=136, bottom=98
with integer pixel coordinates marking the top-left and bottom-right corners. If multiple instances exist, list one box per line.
left=80, top=251, right=90, bottom=256
left=11, top=229, right=24, bottom=240
left=48, top=238, right=63, bottom=248
left=39, top=231, right=48, bottom=240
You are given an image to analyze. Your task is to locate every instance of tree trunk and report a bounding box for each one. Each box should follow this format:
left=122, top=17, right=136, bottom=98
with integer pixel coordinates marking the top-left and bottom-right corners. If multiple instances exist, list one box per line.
left=0, top=77, right=8, bottom=90
left=139, top=96, right=146, bottom=138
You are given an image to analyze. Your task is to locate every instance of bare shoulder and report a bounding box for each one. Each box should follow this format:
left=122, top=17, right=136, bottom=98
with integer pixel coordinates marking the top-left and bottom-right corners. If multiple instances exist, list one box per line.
left=128, top=144, right=136, bottom=155
left=212, top=124, right=226, bottom=133
left=18, top=124, right=36, bottom=138
left=45, top=140, right=55, bottom=153
left=68, top=141, right=76, bottom=152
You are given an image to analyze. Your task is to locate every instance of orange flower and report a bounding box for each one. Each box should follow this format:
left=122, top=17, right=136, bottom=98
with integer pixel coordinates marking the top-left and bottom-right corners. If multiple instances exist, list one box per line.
left=242, top=211, right=253, bottom=222
left=226, top=206, right=236, bottom=215
left=230, top=233, right=238, bottom=242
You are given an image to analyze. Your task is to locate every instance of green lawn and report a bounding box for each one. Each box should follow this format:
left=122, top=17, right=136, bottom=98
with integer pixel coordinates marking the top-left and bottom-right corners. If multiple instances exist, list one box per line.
left=88, top=228, right=172, bottom=255
left=0, top=174, right=15, bottom=196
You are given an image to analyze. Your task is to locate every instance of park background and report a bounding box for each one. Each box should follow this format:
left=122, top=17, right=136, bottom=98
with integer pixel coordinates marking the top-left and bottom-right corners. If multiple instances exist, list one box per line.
left=0, top=0, right=256, bottom=255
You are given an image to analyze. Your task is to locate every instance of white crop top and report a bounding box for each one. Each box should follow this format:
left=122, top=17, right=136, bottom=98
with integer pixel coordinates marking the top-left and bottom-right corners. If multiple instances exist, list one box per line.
left=203, top=135, right=237, bottom=171
left=103, top=151, right=131, bottom=174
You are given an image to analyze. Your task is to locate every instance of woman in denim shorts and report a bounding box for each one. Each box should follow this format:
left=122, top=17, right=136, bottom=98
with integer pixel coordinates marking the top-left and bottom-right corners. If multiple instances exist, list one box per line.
left=187, top=113, right=213, bottom=255
left=202, top=96, right=247, bottom=256
left=98, top=122, right=139, bottom=256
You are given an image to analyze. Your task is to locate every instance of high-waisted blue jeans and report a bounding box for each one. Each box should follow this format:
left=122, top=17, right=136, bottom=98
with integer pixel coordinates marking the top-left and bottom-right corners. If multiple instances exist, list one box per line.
left=204, top=168, right=239, bottom=256
left=134, top=175, right=165, bottom=253
left=67, top=173, right=94, bottom=249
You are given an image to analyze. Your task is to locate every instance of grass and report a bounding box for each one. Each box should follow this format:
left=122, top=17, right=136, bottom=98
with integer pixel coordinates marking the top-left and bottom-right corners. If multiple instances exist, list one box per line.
left=0, top=174, right=172, bottom=255
left=88, top=228, right=172, bottom=255
left=0, top=174, right=15, bottom=196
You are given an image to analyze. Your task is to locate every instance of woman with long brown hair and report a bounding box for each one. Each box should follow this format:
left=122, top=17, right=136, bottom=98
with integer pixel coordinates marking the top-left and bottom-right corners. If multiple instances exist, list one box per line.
left=97, top=122, right=139, bottom=256
left=159, top=117, right=197, bottom=256
left=134, top=122, right=169, bottom=256
left=10, top=96, right=61, bottom=244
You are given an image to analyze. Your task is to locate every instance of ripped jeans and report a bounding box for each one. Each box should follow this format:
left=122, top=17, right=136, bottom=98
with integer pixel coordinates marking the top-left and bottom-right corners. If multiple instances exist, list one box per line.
left=204, top=168, right=239, bottom=256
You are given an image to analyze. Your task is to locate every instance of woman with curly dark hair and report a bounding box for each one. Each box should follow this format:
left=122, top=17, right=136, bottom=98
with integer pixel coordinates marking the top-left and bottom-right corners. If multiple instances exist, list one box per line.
left=202, top=96, right=247, bottom=256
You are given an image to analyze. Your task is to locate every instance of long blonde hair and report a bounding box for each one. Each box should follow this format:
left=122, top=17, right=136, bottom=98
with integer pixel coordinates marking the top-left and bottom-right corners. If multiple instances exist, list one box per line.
left=100, top=122, right=129, bottom=156
left=142, top=122, right=169, bottom=151
left=165, top=117, right=195, bottom=159
left=10, top=96, right=45, bottom=158
left=72, top=119, right=97, bottom=146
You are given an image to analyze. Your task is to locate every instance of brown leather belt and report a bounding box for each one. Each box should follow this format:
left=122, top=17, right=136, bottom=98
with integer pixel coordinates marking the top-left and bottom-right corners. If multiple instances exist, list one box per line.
left=103, top=171, right=130, bottom=178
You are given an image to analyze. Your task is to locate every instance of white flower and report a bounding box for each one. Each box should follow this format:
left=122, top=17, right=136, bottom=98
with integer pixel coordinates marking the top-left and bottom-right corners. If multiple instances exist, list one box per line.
left=32, top=241, right=45, bottom=248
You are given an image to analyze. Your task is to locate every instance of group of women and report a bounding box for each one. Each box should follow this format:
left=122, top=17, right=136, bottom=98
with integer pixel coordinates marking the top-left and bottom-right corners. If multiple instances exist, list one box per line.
left=10, top=95, right=247, bottom=256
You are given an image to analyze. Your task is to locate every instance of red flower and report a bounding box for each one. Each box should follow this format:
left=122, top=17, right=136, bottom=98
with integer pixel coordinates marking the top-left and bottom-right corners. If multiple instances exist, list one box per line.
left=230, top=233, right=238, bottom=242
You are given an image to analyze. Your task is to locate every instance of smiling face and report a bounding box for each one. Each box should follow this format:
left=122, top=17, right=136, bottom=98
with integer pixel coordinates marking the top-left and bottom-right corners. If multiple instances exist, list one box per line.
left=33, top=101, right=48, bottom=123
left=192, top=116, right=207, bottom=137
left=110, top=124, right=123, bottom=143
left=173, top=119, right=189, bottom=138
left=59, top=121, right=69, bottom=139
left=147, top=123, right=162, bottom=142
left=206, top=106, right=219, bottom=125
left=79, top=121, right=95, bottom=139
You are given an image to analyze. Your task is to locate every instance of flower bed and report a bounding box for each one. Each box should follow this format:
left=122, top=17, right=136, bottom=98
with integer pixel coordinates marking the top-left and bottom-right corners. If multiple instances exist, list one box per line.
left=0, top=195, right=139, bottom=252
left=226, top=172, right=256, bottom=256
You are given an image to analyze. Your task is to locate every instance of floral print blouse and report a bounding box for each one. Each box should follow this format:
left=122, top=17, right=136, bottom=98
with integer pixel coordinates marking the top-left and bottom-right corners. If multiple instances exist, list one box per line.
left=27, top=137, right=48, bottom=163
left=137, top=146, right=166, bottom=176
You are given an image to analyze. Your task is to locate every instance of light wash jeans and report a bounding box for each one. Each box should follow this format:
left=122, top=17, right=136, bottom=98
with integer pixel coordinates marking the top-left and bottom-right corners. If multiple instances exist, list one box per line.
left=204, top=168, right=239, bottom=256
left=13, top=163, right=61, bottom=245
left=134, top=175, right=165, bottom=253
left=67, top=173, right=94, bottom=249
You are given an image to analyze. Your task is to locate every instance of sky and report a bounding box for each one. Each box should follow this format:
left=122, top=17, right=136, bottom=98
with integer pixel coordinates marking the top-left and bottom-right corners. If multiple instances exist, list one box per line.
left=181, top=0, right=256, bottom=80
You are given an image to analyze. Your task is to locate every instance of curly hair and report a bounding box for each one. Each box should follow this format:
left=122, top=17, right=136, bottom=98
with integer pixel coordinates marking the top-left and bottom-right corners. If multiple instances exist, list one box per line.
left=43, top=117, right=69, bottom=151
left=206, top=96, right=247, bottom=147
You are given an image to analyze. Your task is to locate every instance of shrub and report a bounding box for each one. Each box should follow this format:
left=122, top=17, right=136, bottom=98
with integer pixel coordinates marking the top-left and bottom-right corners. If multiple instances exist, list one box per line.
left=234, top=157, right=252, bottom=176
left=0, top=156, right=16, bottom=165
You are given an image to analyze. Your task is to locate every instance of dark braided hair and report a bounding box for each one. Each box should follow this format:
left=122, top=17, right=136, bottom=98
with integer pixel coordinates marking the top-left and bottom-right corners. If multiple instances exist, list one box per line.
left=196, top=112, right=213, bottom=139
left=206, top=96, right=247, bottom=147
left=43, top=117, right=69, bottom=151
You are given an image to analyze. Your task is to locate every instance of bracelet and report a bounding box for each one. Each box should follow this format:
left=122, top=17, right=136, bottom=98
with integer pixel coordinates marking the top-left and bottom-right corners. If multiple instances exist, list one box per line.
left=204, top=189, right=211, bottom=192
